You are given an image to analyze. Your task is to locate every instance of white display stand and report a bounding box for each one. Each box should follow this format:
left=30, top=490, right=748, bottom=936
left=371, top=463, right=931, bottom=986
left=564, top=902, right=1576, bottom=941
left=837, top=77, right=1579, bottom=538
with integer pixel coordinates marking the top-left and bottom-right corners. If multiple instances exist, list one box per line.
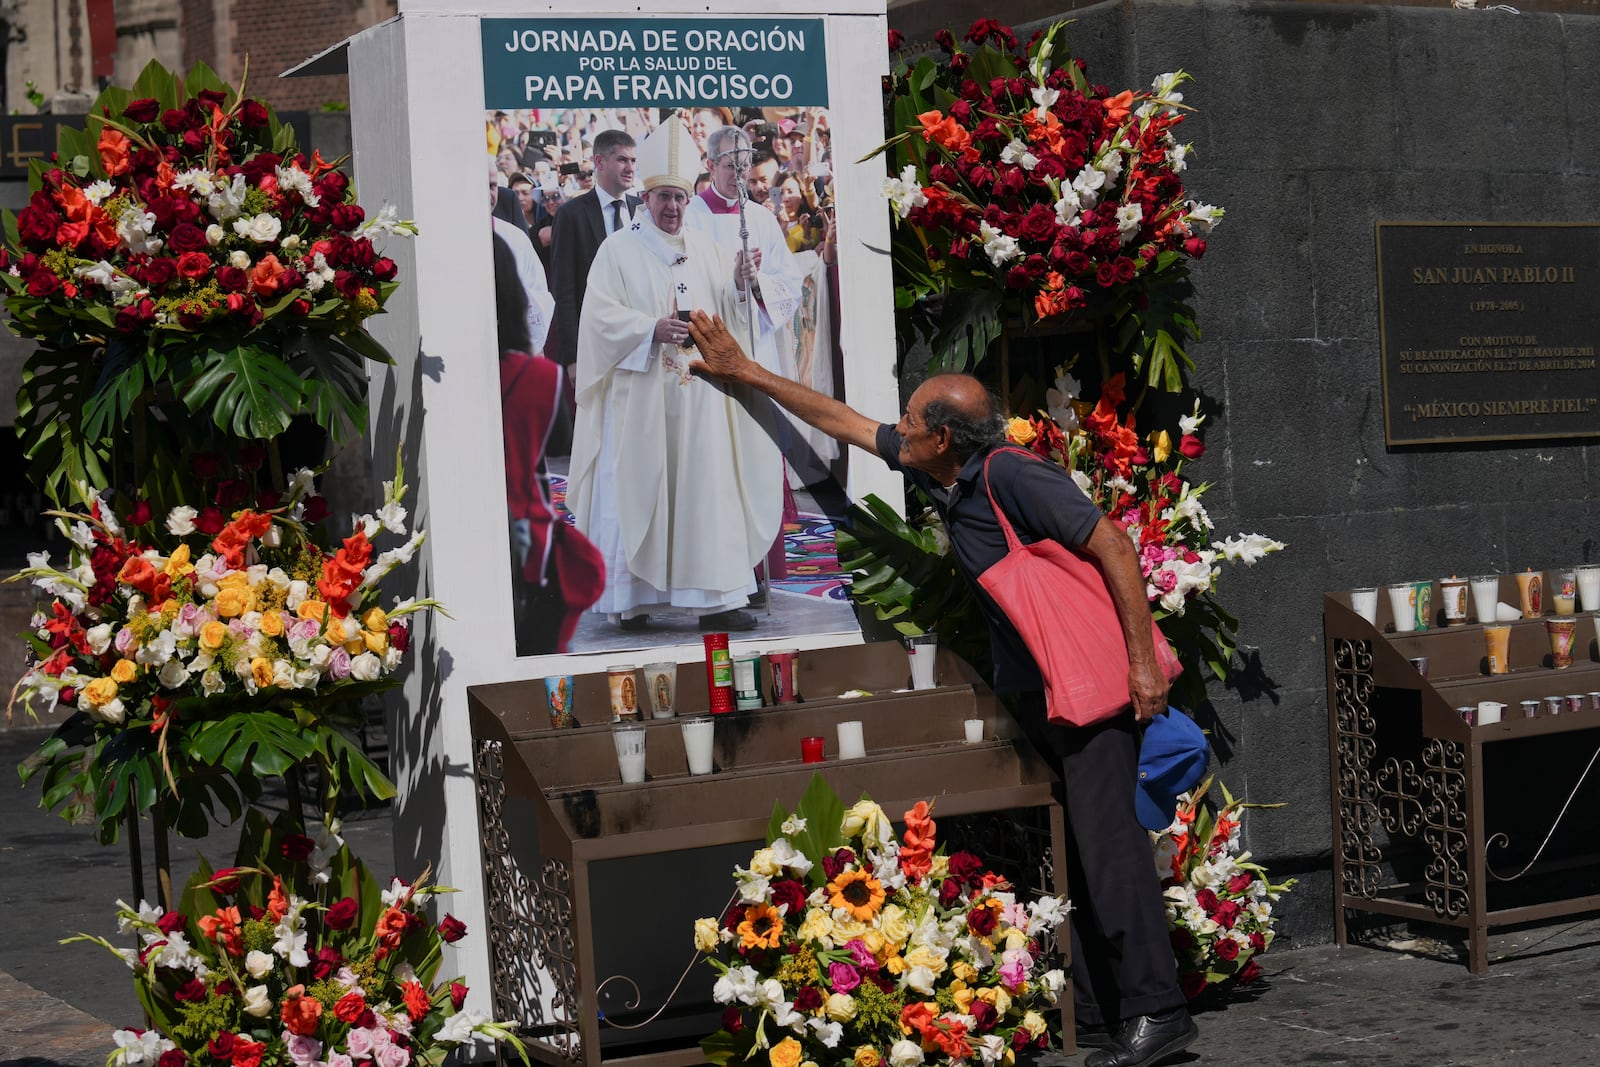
left=302, top=0, right=897, bottom=1008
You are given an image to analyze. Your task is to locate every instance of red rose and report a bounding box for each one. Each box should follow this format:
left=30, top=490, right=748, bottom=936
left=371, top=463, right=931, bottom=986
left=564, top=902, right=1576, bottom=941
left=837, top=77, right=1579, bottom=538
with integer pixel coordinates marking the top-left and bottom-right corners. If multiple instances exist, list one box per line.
left=167, top=222, right=210, bottom=253
left=1249, top=931, right=1266, bottom=952
left=1112, top=256, right=1137, bottom=284
left=1011, top=1029, right=1031, bottom=1052
left=437, top=913, right=468, bottom=943
left=721, top=1005, right=744, bottom=1032
left=162, top=107, right=190, bottom=132
left=173, top=978, right=208, bottom=1003
left=946, top=851, right=983, bottom=884
left=1094, top=262, right=1117, bottom=288
left=231, top=1039, right=266, bottom=1067
left=388, top=621, right=410, bottom=653
left=450, top=983, right=469, bottom=1011
left=209, top=867, right=245, bottom=894
left=934, top=28, right=956, bottom=52
left=1031, top=156, right=1067, bottom=182
left=176, top=252, right=212, bottom=280
left=1214, top=936, right=1240, bottom=961
left=792, top=985, right=823, bottom=1013
left=240, top=100, right=270, bottom=128
left=26, top=269, right=62, bottom=297
left=768, top=879, right=806, bottom=917
left=290, top=298, right=313, bottom=316
left=1184, top=237, right=1207, bottom=258
left=159, top=1050, right=186, bottom=1067
left=966, top=905, right=997, bottom=936
left=991, top=169, right=1027, bottom=199
left=372, top=257, right=397, bottom=282
left=1212, top=900, right=1241, bottom=929
left=125, top=500, right=153, bottom=527
left=1179, top=971, right=1208, bottom=1000
left=142, top=257, right=178, bottom=289
left=16, top=204, right=60, bottom=247
left=194, top=507, right=227, bottom=536
left=59, top=686, right=76, bottom=704
left=310, top=945, right=342, bottom=980
left=1237, top=958, right=1264, bottom=985
left=124, top=98, right=161, bottom=123
left=333, top=992, right=367, bottom=1023
left=1195, top=888, right=1219, bottom=913
left=1018, top=204, right=1057, bottom=243
left=1178, top=434, right=1205, bottom=460
left=937, top=878, right=963, bottom=907
left=302, top=495, right=329, bottom=524
left=887, top=28, right=904, bottom=50
left=325, top=896, right=359, bottom=930
left=969, top=999, right=998, bottom=1031
left=1004, top=265, right=1031, bottom=289
left=1226, top=873, right=1253, bottom=894
left=208, top=1034, right=236, bottom=1061
left=216, top=266, right=249, bottom=292
left=156, top=910, right=187, bottom=934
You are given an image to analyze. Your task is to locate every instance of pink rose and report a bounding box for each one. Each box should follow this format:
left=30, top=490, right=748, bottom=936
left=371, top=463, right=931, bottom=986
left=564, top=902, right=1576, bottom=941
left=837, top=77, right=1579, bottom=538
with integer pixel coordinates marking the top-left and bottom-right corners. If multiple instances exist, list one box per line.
left=114, top=627, right=136, bottom=654
left=327, top=647, right=352, bottom=681
left=285, top=1035, right=322, bottom=1066
left=375, top=1044, right=410, bottom=1067
left=345, top=1029, right=375, bottom=1059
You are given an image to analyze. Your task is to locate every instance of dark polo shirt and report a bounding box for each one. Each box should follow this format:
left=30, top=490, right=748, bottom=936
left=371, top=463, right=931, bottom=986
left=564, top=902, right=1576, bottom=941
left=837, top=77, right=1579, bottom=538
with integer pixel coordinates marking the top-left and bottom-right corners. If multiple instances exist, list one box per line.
left=876, top=424, right=1104, bottom=693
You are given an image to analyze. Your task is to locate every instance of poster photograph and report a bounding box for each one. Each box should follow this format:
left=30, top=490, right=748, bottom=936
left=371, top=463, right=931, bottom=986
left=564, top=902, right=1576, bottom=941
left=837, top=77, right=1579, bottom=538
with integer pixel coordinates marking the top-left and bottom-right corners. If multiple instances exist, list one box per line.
left=480, top=17, right=857, bottom=657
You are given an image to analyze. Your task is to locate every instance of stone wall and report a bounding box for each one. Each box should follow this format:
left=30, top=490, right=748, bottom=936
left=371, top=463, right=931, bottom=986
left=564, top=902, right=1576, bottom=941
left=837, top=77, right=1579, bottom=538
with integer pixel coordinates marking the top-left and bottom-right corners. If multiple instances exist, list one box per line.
left=1001, top=0, right=1600, bottom=944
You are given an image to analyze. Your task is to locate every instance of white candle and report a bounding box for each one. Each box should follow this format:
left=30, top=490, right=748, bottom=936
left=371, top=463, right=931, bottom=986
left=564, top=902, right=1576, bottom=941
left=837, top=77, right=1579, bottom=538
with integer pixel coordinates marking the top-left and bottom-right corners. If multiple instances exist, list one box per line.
left=837, top=720, right=865, bottom=760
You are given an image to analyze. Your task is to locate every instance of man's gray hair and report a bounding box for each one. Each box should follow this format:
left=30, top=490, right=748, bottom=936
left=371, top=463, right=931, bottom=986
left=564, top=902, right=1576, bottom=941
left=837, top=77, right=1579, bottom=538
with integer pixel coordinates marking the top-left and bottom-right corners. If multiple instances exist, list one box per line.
left=922, top=390, right=1007, bottom=462
left=706, top=124, right=752, bottom=160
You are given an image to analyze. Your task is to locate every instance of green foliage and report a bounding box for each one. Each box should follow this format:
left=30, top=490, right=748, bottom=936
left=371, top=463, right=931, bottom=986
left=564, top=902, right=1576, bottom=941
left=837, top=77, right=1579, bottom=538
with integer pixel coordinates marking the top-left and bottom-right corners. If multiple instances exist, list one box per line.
left=766, top=774, right=848, bottom=890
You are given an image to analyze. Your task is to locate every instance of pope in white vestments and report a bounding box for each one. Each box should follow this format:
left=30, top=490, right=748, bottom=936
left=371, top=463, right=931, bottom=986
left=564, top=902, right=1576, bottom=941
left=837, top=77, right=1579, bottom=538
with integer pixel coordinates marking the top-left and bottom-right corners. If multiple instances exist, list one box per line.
left=567, top=121, right=783, bottom=632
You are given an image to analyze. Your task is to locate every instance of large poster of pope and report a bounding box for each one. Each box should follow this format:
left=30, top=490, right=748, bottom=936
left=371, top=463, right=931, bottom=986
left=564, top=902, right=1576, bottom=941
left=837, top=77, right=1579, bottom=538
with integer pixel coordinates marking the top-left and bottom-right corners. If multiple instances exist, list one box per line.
left=480, top=18, right=856, bottom=657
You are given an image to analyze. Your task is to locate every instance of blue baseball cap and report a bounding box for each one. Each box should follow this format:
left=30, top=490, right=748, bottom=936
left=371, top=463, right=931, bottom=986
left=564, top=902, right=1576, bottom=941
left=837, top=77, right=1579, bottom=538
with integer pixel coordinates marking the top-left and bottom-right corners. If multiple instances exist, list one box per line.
left=1136, top=707, right=1211, bottom=832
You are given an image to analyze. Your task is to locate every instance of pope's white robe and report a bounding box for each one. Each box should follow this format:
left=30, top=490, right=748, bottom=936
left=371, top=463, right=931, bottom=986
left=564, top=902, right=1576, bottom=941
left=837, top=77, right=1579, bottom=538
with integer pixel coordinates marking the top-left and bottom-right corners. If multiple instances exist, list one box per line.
left=568, top=216, right=784, bottom=618
left=685, top=189, right=805, bottom=377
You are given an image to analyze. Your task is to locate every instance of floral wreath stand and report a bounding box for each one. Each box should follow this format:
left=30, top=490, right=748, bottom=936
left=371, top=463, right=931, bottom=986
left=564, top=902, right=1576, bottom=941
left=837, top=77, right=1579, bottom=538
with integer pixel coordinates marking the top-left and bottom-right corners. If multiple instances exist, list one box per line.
left=467, top=641, right=1075, bottom=1065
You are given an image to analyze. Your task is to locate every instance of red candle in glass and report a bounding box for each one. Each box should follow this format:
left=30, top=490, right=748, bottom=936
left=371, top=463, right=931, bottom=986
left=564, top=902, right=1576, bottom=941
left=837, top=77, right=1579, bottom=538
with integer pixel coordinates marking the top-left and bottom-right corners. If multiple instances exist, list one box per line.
left=800, top=736, right=825, bottom=763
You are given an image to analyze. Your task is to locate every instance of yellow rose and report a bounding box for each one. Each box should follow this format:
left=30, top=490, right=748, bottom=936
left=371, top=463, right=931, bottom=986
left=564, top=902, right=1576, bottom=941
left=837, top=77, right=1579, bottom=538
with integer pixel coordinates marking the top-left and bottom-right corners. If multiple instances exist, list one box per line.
left=217, top=572, right=251, bottom=590
left=824, top=992, right=857, bottom=1022
left=885, top=954, right=907, bottom=976
left=83, top=676, right=118, bottom=708
left=840, top=800, right=890, bottom=848
left=250, top=657, right=274, bottom=688
left=693, top=917, right=720, bottom=952
left=362, top=607, right=388, bottom=632
left=749, top=847, right=781, bottom=877
left=296, top=600, right=328, bottom=623
left=1021, top=1011, right=1047, bottom=1039
left=1003, top=926, right=1029, bottom=951
left=769, top=1037, right=803, bottom=1067
left=903, top=946, right=947, bottom=975
left=199, top=620, right=229, bottom=651
left=1150, top=429, right=1172, bottom=464
left=362, top=629, right=389, bottom=655
left=878, top=903, right=911, bottom=947
left=110, top=659, right=138, bottom=684
left=1006, top=416, right=1036, bottom=445
left=853, top=1049, right=881, bottom=1067
left=831, top=916, right=867, bottom=942
left=860, top=929, right=886, bottom=959
left=797, top=908, right=835, bottom=947
left=260, top=611, right=286, bottom=638
left=951, top=961, right=979, bottom=984
left=976, top=986, right=1011, bottom=1016
left=215, top=586, right=252, bottom=618
left=951, top=983, right=975, bottom=1013
left=163, top=543, right=193, bottom=578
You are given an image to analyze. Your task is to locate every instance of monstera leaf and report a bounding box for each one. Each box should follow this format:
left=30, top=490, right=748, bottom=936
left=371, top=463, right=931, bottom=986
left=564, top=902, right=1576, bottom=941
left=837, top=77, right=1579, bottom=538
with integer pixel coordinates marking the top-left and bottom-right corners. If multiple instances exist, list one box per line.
left=182, top=343, right=307, bottom=439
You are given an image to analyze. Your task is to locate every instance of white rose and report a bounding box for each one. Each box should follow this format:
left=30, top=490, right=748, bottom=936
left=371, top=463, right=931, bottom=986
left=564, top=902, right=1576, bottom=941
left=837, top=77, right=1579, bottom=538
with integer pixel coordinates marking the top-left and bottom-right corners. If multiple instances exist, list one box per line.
left=233, top=213, right=282, bottom=243
left=349, top=652, right=382, bottom=682
left=693, top=917, right=720, bottom=952
left=201, top=669, right=225, bottom=696
left=158, top=659, right=189, bottom=690
left=165, top=506, right=197, bottom=536
left=293, top=669, right=321, bottom=690
left=242, top=984, right=272, bottom=1017
left=823, top=992, right=856, bottom=1022
left=93, top=698, right=127, bottom=725
left=205, top=224, right=226, bottom=246
left=229, top=250, right=251, bottom=269
left=888, top=1039, right=925, bottom=1067
left=286, top=580, right=309, bottom=610
left=86, top=623, right=114, bottom=655
left=245, top=950, right=274, bottom=979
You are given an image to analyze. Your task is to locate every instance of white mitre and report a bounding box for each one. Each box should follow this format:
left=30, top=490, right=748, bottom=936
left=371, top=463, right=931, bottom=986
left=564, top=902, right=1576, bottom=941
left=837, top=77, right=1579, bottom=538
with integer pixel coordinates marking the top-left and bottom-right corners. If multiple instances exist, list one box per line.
left=635, top=114, right=696, bottom=194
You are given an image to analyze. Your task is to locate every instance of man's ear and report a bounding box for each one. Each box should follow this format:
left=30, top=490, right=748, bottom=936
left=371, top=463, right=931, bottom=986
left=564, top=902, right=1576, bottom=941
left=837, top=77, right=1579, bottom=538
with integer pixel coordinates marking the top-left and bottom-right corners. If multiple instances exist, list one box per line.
left=931, top=424, right=953, bottom=453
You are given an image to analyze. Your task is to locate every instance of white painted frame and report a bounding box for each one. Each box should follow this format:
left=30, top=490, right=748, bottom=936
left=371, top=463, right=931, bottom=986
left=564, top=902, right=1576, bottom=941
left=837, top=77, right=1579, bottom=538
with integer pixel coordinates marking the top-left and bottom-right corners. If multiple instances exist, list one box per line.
left=340, top=0, right=897, bottom=1004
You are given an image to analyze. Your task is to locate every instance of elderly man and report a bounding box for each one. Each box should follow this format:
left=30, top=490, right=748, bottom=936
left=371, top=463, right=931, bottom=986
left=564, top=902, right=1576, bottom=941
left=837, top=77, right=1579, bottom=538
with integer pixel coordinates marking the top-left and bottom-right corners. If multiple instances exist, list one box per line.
left=566, top=123, right=782, bottom=634
left=686, top=314, right=1198, bottom=1067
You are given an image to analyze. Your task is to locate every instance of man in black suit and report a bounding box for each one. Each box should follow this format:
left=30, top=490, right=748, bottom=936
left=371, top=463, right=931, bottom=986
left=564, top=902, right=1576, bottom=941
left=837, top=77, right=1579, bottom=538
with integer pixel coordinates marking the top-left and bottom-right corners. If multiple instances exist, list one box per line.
left=548, top=130, right=638, bottom=372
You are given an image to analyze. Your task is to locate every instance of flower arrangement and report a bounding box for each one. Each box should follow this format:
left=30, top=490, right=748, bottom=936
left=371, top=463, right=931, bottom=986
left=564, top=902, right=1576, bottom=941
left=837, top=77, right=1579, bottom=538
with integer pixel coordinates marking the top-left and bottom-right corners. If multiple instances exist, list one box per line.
left=10, top=455, right=435, bottom=842
left=68, top=812, right=526, bottom=1067
left=877, top=20, right=1219, bottom=383
left=0, top=59, right=415, bottom=506
left=696, top=777, right=1069, bottom=1067
left=1151, top=777, right=1296, bottom=999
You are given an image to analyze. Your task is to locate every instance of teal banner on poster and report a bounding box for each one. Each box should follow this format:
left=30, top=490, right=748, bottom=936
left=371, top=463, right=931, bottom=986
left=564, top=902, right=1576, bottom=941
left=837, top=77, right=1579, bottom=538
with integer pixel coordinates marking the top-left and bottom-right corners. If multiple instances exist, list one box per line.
left=481, top=18, right=828, bottom=109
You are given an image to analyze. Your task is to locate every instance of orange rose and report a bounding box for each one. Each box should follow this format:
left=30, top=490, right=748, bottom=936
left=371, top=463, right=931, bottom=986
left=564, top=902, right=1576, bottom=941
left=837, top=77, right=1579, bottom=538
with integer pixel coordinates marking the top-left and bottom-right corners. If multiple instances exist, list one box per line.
left=373, top=905, right=413, bottom=960
left=280, top=984, right=323, bottom=1036
left=249, top=253, right=287, bottom=296
left=296, top=600, right=329, bottom=624
left=97, top=127, right=131, bottom=176
left=110, top=659, right=138, bottom=684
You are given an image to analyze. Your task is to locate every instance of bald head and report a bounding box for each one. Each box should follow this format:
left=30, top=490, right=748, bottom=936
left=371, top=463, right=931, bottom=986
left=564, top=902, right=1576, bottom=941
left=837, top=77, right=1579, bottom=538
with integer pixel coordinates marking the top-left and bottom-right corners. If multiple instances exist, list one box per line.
left=915, top=373, right=1006, bottom=463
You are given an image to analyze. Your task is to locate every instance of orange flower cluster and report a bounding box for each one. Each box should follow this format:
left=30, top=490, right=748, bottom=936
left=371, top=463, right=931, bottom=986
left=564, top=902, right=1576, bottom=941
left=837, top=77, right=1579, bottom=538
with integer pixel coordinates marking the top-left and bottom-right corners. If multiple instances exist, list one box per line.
left=213, top=511, right=274, bottom=570
left=915, top=110, right=977, bottom=161
left=401, top=980, right=432, bottom=1021
left=117, top=556, right=172, bottom=604
left=1083, top=373, right=1141, bottom=476
left=900, top=1003, right=971, bottom=1058
left=280, top=985, right=323, bottom=1036
left=317, top=531, right=373, bottom=617
left=197, top=905, right=243, bottom=956
left=899, top=801, right=936, bottom=883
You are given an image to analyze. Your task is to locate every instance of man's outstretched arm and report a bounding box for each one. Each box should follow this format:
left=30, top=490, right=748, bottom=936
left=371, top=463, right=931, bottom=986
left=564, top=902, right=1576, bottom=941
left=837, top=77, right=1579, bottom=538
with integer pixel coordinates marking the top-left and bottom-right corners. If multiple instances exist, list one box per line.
left=688, top=310, right=882, bottom=456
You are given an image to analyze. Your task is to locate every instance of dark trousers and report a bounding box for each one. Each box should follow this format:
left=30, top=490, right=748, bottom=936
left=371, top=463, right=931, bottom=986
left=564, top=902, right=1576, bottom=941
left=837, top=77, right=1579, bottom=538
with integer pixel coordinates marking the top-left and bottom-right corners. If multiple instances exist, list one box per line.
left=1013, top=692, right=1186, bottom=1026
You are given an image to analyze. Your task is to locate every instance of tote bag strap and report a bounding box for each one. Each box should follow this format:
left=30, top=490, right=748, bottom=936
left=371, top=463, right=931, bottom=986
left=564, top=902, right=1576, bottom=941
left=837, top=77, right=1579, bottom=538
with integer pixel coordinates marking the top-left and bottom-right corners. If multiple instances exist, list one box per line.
left=980, top=446, right=1048, bottom=552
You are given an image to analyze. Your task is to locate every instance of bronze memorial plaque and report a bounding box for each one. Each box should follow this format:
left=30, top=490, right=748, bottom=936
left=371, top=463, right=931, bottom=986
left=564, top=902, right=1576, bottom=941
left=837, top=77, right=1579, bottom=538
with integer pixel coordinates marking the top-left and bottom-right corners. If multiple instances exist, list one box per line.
left=1376, top=222, right=1600, bottom=446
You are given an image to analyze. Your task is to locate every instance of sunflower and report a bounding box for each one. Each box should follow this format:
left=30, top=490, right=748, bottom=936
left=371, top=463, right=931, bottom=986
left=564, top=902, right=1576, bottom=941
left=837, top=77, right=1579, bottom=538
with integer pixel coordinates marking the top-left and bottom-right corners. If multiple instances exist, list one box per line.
left=826, top=869, right=887, bottom=921
left=737, top=902, right=785, bottom=950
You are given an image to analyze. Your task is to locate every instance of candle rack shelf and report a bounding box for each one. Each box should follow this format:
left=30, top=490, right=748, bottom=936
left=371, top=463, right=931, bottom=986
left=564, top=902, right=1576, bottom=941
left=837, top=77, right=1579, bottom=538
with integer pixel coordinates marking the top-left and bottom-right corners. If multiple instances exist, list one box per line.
left=1326, top=576, right=1600, bottom=974
left=469, top=640, right=1073, bottom=1066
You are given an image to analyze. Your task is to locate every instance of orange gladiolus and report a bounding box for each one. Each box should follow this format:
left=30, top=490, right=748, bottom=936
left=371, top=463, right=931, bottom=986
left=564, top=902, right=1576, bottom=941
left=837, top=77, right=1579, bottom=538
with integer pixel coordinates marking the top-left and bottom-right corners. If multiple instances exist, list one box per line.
left=317, top=530, right=372, bottom=616
left=98, top=127, right=132, bottom=176
left=267, top=875, right=289, bottom=923
left=374, top=905, right=413, bottom=960
left=198, top=905, right=244, bottom=956
left=900, top=1002, right=935, bottom=1038
left=249, top=253, right=288, bottom=296
left=900, top=801, right=937, bottom=883
left=1102, top=90, right=1135, bottom=126
left=916, top=110, right=974, bottom=158
left=927, top=1019, right=971, bottom=1058
left=281, top=984, right=324, bottom=1036
left=401, top=980, right=432, bottom=1021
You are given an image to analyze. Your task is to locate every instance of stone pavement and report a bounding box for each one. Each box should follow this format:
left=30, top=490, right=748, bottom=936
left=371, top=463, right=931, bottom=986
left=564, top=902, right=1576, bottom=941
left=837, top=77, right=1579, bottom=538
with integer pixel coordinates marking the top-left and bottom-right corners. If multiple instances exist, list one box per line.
left=6, top=726, right=1600, bottom=1066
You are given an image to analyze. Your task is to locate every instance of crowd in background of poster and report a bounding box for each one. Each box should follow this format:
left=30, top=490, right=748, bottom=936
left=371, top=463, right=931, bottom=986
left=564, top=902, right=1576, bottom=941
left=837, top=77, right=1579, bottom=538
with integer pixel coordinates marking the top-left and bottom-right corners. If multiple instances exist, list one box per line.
left=481, top=18, right=855, bottom=658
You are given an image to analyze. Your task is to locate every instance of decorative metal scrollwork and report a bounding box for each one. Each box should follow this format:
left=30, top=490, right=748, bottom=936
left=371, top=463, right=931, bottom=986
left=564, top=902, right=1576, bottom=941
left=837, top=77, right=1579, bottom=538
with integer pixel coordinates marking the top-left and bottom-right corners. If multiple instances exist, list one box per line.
left=474, top=738, right=582, bottom=1061
left=1332, top=638, right=1384, bottom=898
left=1420, top=738, right=1468, bottom=918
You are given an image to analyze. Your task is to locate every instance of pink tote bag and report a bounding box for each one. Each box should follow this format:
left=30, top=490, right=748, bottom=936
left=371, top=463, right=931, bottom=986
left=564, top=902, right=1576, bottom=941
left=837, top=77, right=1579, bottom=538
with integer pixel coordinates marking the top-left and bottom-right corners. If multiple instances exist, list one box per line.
left=975, top=449, right=1183, bottom=725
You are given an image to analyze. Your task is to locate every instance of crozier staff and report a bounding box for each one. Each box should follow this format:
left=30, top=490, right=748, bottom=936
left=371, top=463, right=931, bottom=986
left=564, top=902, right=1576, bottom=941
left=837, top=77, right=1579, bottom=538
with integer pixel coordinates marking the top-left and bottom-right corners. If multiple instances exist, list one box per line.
left=686, top=312, right=1198, bottom=1067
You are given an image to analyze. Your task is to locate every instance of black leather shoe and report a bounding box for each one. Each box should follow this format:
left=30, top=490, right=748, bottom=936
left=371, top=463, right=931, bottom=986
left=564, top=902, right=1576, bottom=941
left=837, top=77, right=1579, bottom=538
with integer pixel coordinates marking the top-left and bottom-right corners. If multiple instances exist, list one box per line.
left=1074, top=1023, right=1119, bottom=1051
left=1084, top=1008, right=1197, bottom=1067
left=699, top=608, right=758, bottom=632
left=747, top=588, right=768, bottom=608
left=619, top=615, right=650, bottom=632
